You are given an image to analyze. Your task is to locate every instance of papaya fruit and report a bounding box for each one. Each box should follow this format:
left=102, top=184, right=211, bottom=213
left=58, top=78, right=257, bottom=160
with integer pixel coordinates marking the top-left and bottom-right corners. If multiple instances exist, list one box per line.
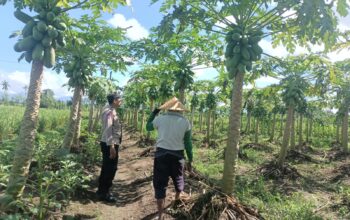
left=32, top=43, right=44, bottom=60
left=225, top=43, right=235, bottom=58
left=232, top=33, right=241, bottom=41
left=39, top=11, right=46, bottom=19
left=33, top=26, right=44, bottom=41
left=19, top=36, right=36, bottom=51
left=37, top=21, right=48, bottom=32
left=43, top=47, right=55, bottom=68
left=53, top=21, right=67, bottom=31
left=24, top=51, right=32, bottom=63
left=241, top=38, right=249, bottom=45
left=48, top=29, right=58, bottom=38
left=241, top=47, right=250, bottom=60
left=246, top=62, right=253, bottom=71
left=46, top=12, right=55, bottom=22
left=233, top=45, right=241, bottom=54
left=14, top=41, right=24, bottom=52
left=14, top=10, right=32, bottom=23
left=252, top=44, right=263, bottom=55
left=22, top=20, right=36, bottom=37
left=41, top=36, right=52, bottom=47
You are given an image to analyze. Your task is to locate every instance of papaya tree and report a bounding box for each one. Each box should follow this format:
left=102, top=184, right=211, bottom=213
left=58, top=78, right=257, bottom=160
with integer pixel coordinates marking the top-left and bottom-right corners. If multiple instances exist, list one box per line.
left=278, top=73, right=308, bottom=167
left=0, top=0, right=127, bottom=204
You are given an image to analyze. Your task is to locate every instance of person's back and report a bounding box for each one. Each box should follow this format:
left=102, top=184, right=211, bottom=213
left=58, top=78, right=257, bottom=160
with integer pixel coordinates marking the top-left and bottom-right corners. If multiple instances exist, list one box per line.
left=153, top=111, right=190, bottom=151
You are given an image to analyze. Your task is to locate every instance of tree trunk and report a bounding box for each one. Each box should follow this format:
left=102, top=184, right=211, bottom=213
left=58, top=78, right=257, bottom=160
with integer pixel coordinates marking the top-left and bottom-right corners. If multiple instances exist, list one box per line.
left=92, top=105, right=102, bottom=132
left=133, top=109, right=138, bottom=130
left=179, top=87, right=185, bottom=104
left=62, top=86, right=83, bottom=149
left=206, top=110, right=211, bottom=144
left=254, top=118, right=259, bottom=143
left=309, top=116, right=313, bottom=143
left=279, top=113, right=284, bottom=138
left=140, top=109, right=145, bottom=136
left=336, top=123, right=340, bottom=143
left=5, top=60, right=44, bottom=199
left=73, top=98, right=83, bottom=148
left=290, top=110, right=296, bottom=149
left=277, top=105, right=294, bottom=167
left=191, top=106, right=195, bottom=128
left=222, top=71, right=244, bottom=194
left=245, top=111, right=251, bottom=134
left=306, top=117, right=309, bottom=143
left=341, top=108, right=349, bottom=152
left=269, top=113, right=276, bottom=142
left=199, top=112, right=203, bottom=132
left=298, top=114, right=303, bottom=148
left=212, top=111, right=215, bottom=139
left=88, top=99, right=94, bottom=132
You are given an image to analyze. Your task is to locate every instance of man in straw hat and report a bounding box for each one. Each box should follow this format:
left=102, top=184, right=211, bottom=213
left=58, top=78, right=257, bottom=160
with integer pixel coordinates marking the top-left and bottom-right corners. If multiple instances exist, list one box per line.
left=146, top=97, right=193, bottom=220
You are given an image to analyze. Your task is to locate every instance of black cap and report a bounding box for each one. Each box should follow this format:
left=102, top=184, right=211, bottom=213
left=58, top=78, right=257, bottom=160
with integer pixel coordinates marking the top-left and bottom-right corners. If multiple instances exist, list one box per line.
left=107, top=93, right=122, bottom=104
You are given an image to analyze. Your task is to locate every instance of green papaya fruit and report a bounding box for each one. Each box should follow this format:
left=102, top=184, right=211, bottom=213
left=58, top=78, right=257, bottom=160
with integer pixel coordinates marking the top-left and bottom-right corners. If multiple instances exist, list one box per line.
left=48, top=29, right=58, bottom=38
left=233, top=45, right=241, bottom=54
left=241, top=38, right=249, bottom=45
left=225, top=43, right=235, bottom=58
left=32, top=43, right=44, bottom=60
left=54, top=21, right=67, bottom=31
left=14, top=41, right=24, bottom=52
left=37, top=21, right=48, bottom=32
left=46, top=12, right=55, bottom=22
left=252, top=44, right=263, bottom=55
left=33, top=26, right=44, bottom=41
left=41, top=36, right=52, bottom=47
left=19, top=36, right=36, bottom=51
left=24, top=51, right=33, bottom=63
left=39, top=11, right=46, bottom=19
left=232, top=33, right=241, bottom=41
left=22, top=20, right=36, bottom=37
left=14, top=10, right=32, bottom=24
left=241, top=47, right=250, bottom=60
left=43, top=47, right=55, bottom=68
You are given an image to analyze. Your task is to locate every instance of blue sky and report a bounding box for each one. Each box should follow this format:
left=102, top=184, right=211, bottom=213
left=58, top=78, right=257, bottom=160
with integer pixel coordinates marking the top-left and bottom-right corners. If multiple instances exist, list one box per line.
left=0, top=2, right=349, bottom=98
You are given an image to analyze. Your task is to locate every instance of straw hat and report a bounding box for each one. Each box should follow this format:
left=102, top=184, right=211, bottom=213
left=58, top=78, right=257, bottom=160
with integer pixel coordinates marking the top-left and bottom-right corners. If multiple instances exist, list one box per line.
left=159, top=97, right=188, bottom=112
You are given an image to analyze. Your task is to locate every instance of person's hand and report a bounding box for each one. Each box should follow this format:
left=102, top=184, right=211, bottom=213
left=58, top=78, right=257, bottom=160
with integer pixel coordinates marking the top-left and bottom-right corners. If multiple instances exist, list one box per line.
left=109, top=145, right=117, bottom=159
left=186, top=162, right=193, bottom=173
left=152, top=108, right=161, bottom=115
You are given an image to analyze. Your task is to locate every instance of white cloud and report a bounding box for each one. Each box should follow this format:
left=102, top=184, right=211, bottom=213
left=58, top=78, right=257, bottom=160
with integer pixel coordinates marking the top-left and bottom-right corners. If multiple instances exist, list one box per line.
left=108, top=14, right=149, bottom=41
left=260, top=38, right=347, bottom=62
left=0, top=69, right=71, bottom=99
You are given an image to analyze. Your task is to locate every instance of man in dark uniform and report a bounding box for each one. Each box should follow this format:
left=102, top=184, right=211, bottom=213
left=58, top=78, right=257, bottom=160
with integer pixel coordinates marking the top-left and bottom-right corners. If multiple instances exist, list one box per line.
left=96, top=93, right=122, bottom=203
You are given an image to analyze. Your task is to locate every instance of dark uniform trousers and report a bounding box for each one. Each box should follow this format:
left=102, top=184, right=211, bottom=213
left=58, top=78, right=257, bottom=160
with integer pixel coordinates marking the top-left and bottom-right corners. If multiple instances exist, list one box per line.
left=97, top=142, right=119, bottom=195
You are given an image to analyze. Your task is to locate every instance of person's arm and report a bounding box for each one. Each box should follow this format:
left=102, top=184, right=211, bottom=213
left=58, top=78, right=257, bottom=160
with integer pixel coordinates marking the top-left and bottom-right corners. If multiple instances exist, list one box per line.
left=146, top=108, right=160, bottom=131
left=184, top=130, right=193, bottom=162
left=105, top=111, right=116, bottom=146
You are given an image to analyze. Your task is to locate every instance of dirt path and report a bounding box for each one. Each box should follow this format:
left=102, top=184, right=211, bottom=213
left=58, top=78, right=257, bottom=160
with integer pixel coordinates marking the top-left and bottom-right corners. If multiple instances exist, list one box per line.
left=63, top=128, right=176, bottom=220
